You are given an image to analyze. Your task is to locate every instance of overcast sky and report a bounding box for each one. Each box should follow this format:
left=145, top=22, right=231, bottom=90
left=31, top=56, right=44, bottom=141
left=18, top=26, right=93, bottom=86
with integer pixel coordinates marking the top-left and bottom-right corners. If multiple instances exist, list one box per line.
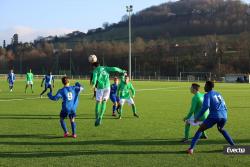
left=0, top=0, right=249, bottom=44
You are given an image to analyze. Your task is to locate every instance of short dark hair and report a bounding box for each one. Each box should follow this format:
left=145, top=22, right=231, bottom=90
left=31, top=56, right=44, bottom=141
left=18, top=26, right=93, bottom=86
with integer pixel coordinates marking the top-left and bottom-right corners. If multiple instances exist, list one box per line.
left=61, top=76, right=69, bottom=85
left=92, top=62, right=100, bottom=67
left=206, top=81, right=214, bottom=90
left=191, top=83, right=200, bottom=91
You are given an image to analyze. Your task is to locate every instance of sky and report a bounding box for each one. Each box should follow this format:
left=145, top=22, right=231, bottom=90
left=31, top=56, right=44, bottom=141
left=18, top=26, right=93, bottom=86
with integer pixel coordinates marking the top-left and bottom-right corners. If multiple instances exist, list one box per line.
left=0, top=0, right=250, bottom=44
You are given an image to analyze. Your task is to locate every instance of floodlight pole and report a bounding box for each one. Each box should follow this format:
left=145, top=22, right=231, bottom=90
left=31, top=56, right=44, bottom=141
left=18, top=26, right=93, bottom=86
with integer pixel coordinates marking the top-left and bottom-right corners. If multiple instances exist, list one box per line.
left=126, top=5, right=133, bottom=79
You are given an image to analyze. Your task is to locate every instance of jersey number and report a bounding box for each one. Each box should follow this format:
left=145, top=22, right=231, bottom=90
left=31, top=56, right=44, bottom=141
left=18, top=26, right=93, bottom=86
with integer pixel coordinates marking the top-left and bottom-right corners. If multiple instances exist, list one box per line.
left=213, top=95, right=223, bottom=103
left=67, top=92, right=73, bottom=101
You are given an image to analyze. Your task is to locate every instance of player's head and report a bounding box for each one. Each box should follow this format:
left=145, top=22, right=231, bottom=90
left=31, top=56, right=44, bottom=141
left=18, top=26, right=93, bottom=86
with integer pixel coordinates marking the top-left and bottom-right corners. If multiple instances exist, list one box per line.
left=114, top=77, right=119, bottom=84
left=29, top=69, right=32, bottom=73
left=10, top=69, right=13, bottom=73
left=125, top=75, right=130, bottom=84
left=92, top=62, right=100, bottom=69
left=204, top=81, right=214, bottom=92
left=62, top=76, right=70, bottom=86
left=49, top=72, right=52, bottom=75
left=190, top=83, right=200, bottom=94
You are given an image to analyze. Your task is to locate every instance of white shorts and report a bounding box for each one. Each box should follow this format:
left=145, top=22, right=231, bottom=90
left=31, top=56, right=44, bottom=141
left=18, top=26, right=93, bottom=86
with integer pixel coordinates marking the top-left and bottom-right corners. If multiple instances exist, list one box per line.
left=96, top=88, right=110, bottom=101
left=27, top=81, right=33, bottom=85
left=120, top=98, right=135, bottom=106
left=186, top=116, right=203, bottom=126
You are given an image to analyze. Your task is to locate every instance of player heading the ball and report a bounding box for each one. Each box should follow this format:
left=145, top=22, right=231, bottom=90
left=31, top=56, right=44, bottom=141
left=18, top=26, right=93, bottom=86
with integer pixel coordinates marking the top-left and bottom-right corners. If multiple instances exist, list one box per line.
left=90, top=59, right=126, bottom=127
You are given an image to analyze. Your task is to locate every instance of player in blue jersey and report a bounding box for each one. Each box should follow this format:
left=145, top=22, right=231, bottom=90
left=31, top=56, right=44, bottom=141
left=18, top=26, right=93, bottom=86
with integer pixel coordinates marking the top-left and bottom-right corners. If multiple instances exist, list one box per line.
left=110, top=77, right=120, bottom=116
left=187, top=81, right=235, bottom=154
left=47, top=76, right=83, bottom=138
left=40, top=72, right=55, bottom=98
left=7, top=69, right=16, bottom=92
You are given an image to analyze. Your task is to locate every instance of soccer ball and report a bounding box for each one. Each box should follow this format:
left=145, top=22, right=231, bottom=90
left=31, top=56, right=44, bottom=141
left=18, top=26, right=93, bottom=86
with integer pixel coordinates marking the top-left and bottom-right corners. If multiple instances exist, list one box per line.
left=88, top=54, right=97, bottom=63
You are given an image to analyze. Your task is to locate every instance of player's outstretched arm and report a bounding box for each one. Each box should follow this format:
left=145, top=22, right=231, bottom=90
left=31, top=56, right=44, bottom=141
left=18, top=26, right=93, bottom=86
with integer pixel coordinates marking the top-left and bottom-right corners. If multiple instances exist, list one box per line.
left=41, top=78, right=45, bottom=87
left=91, top=72, right=98, bottom=88
left=47, top=90, right=62, bottom=101
left=130, top=83, right=135, bottom=98
left=185, top=97, right=197, bottom=121
left=75, top=82, right=84, bottom=93
left=106, top=67, right=126, bottom=74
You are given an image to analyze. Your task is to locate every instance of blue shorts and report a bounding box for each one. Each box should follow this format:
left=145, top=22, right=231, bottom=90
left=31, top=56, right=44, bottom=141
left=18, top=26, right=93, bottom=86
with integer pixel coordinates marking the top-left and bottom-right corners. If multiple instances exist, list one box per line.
left=60, top=110, right=76, bottom=119
left=203, top=118, right=227, bottom=129
left=110, top=95, right=120, bottom=103
left=45, top=84, right=52, bottom=89
left=9, top=81, right=14, bottom=86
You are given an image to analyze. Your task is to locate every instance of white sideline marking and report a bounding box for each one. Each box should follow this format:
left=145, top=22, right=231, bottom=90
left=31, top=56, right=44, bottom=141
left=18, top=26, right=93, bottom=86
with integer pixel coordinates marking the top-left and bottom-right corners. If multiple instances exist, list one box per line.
left=0, top=87, right=183, bottom=102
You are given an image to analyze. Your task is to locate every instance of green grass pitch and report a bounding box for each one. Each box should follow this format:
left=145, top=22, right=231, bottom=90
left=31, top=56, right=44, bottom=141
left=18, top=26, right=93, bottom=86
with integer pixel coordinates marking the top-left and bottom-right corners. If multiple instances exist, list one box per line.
left=0, top=80, right=249, bottom=166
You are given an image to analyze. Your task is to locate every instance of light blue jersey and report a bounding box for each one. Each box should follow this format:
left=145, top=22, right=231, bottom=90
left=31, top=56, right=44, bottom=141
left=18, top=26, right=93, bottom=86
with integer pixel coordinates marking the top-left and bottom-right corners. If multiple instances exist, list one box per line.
left=48, top=84, right=83, bottom=113
left=7, top=72, right=15, bottom=84
left=196, top=90, right=227, bottom=120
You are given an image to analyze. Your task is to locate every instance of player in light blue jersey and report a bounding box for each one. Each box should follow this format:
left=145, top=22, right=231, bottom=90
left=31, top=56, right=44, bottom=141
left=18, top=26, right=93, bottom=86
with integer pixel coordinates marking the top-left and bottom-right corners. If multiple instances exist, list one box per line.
left=47, top=76, right=83, bottom=138
left=40, top=72, right=55, bottom=97
left=110, top=77, right=120, bottom=116
left=187, top=81, right=235, bottom=154
left=7, top=69, right=16, bottom=92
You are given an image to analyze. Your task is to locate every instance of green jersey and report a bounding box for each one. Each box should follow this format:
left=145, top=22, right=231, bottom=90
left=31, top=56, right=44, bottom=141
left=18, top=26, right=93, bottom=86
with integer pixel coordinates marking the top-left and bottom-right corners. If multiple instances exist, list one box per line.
left=91, top=66, right=125, bottom=89
left=185, top=92, right=209, bottom=121
left=26, top=72, right=34, bottom=81
left=117, top=80, right=135, bottom=99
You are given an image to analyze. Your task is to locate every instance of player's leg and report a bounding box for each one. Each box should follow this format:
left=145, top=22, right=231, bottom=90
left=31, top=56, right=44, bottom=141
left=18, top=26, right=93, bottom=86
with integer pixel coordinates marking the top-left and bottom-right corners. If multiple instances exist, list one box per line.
left=59, top=111, right=69, bottom=137
left=118, top=99, right=125, bottom=119
left=188, top=118, right=216, bottom=154
left=95, top=89, right=103, bottom=126
left=40, top=86, right=48, bottom=96
left=217, top=118, right=235, bottom=146
left=30, top=83, right=34, bottom=93
left=69, top=113, right=77, bottom=138
left=25, top=84, right=28, bottom=93
left=183, top=122, right=191, bottom=142
left=129, top=98, right=139, bottom=118
left=98, top=88, right=110, bottom=122
left=200, top=130, right=208, bottom=139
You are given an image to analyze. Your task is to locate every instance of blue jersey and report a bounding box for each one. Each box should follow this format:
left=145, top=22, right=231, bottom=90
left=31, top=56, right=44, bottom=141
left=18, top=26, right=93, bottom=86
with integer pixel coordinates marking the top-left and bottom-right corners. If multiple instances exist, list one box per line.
left=44, top=75, right=54, bottom=86
left=48, top=85, right=83, bottom=113
left=7, top=72, right=15, bottom=83
left=110, top=83, right=118, bottom=96
left=196, top=90, right=227, bottom=119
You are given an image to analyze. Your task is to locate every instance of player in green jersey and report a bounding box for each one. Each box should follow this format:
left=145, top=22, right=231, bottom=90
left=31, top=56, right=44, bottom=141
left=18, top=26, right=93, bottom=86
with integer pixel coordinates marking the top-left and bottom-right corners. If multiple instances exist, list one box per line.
left=25, top=69, right=34, bottom=93
left=117, top=75, right=139, bottom=119
left=91, top=61, right=126, bottom=126
left=182, top=83, right=209, bottom=142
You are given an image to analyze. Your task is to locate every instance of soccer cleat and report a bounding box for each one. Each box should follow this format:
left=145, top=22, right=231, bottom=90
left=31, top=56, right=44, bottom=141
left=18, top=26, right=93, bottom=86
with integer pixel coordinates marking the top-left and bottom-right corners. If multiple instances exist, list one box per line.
left=64, top=132, right=69, bottom=138
left=133, top=113, right=139, bottom=118
left=72, top=134, right=77, bottom=138
left=10, top=89, right=13, bottom=92
left=181, top=138, right=189, bottom=143
left=118, top=115, right=122, bottom=119
left=187, top=148, right=193, bottom=155
left=112, top=112, right=116, bottom=117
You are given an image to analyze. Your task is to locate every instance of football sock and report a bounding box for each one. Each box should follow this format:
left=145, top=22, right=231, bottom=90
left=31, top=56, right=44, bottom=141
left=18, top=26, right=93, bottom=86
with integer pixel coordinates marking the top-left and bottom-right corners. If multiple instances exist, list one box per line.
left=132, top=104, right=137, bottom=113
left=99, top=101, right=107, bottom=119
left=185, top=124, right=190, bottom=139
left=219, top=129, right=235, bottom=146
left=95, top=102, right=101, bottom=119
left=60, top=119, right=68, bottom=133
left=112, top=105, right=117, bottom=113
left=190, top=131, right=202, bottom=149
left=71, top=122, right=76, bottom=135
